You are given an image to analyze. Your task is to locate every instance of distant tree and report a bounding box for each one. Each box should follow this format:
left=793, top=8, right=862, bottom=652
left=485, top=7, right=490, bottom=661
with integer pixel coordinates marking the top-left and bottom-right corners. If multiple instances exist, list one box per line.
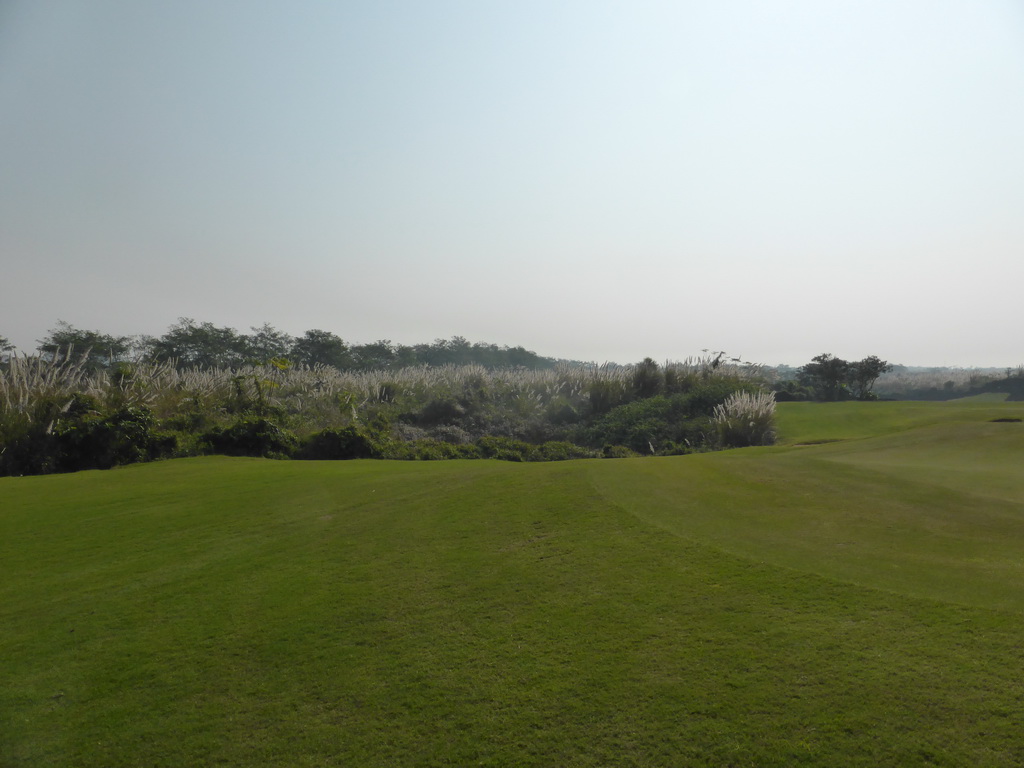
left=392, top=343, right=419, bottom=368
left=799, top=354, right=850, bottom=401
left=147, top=318, right=247, bottom=368
left=37, top=321, right=131, bottom=370
left=848, top=355, right=893, bottom=400
left=505, top=345, right=545, bottom=369
left=290, top=329, right=352, bottom=369
left=245, top=323, right=293, bottom=363
left=351, top=340, right=396, bottom=370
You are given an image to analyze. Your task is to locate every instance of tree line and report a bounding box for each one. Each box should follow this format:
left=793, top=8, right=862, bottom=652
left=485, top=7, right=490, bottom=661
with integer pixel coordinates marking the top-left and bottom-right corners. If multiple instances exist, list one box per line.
left=7, top=320, right=557, bottom=371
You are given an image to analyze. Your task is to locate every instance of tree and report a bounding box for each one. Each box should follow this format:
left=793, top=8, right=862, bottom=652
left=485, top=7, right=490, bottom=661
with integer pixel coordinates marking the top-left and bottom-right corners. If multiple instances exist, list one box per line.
left=147, top=318, right=247, bottom=368
left=37, top=321, right=131, bottom=370
left=799, top=354, right=850, bottom=401
left=290, top=329, right=352, bottom=369
left=351, top=340, right=396, bottom=370
left=245, top=323, right=293, bottom=363
left=848, top=355, right=892, bottom=400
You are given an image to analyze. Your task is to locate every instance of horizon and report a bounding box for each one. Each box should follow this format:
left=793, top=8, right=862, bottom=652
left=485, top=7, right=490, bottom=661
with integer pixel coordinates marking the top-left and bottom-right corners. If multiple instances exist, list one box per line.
left=1, top=318, right=1017, bottom=372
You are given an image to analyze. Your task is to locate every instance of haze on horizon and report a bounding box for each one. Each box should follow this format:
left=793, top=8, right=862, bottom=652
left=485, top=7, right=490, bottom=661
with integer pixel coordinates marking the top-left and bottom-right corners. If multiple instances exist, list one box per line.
left=2, top=1, right=1022, bottom=368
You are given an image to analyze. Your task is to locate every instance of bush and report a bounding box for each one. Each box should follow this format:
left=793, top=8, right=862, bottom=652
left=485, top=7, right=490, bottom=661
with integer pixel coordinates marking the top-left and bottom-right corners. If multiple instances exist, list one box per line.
left=712, top=390, right=777, bottom=448
left=535, top=441, right=596, bottom=461
left=476, top=436, right=538, bottom=462
left=0, top=393, right=176, bottom=475
left=0, top=395, right=65, bottom=476
left=56, top=402, right=176, bottom=471
left=203, top=417, right=297, bottom=458
left=602, top=444, right=639, bottom=459
left=299, top=426, right=378, bottom=460
left=384, top=439, right=482, bottom=461
left=410, top=396, right=466, bottom=426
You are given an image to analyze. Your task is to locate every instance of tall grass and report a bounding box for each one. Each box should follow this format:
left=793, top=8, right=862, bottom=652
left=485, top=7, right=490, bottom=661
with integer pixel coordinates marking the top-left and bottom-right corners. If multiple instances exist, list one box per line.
left=712, top=390, right=777, bottom=447
left=1, top=352, right=768, bottom=473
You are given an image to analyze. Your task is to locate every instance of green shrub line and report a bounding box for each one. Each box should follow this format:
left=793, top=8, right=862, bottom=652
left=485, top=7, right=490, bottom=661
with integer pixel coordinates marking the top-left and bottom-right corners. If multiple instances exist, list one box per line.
left=0, top=353, right=773, bottom=475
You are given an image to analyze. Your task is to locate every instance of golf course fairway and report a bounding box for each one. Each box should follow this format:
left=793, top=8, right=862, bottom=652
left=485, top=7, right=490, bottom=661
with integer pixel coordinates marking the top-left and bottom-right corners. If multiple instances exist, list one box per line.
left=3, top=400, right=1024, bottom=766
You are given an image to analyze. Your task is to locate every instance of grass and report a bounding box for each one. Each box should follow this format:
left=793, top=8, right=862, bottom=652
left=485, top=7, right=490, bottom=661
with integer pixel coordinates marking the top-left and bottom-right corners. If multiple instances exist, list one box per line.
left=3, top=401, right=1024, bottom=765
left=773, top=397, right=1021, bottom=443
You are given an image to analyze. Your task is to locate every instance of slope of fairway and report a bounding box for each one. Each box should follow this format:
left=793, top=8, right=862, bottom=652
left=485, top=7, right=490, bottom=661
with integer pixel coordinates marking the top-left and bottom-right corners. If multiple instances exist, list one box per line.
left=3, top=403, right=1024, bottom=766
left=774, top=397, right=1023, bottom=444
left=594, top=401, right=1024, bottom=612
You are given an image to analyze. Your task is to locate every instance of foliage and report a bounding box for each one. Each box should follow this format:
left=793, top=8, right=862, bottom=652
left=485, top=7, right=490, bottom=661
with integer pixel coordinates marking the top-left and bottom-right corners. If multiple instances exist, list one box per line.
left=630, top=357, right=663, bottom=399
left=53, top=396, right=176, bottom=471
left=712, top=390, right=777, bottom=447
left=299, top=426, right=378, bottom=460
left=798, top=353, right=892, bottom=401
left=871, top=366, right=1024, bottom=401
left=147, top=318, right=249, bottom=368
left=847, top=355, right=893, bottom=400
left=37, top=321, right=133, bottom=371
left=1, top=350, right=768, bottom=475
left=246, top=323, right=294, bottom=363
left=382, top=438, right=483, bottom=460
left=291, top=329, right=352, bottom=369
left=583, top=380, right=753, bottom=454
left=476, top=435, right=539, bottom=461
left=202, top=417, right=297, bottom=458
left=799, top=353, right=850, bottom=401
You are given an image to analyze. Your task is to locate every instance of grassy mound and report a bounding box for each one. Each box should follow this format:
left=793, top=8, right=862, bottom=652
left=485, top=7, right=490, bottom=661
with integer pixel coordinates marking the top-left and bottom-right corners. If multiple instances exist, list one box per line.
left=3, top=401, right=1024, bottom=766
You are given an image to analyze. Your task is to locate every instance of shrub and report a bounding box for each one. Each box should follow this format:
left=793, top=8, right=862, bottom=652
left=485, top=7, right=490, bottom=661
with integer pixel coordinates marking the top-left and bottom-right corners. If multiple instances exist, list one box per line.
left=476, top=436, right=538, bottom=462
left=428, top=424, right=472, bottom=444
left=384, top=439, right=482, bottom=461
left=55, top=400, right=175, bottom=471
left=412, top=396, right=466, bottom=426
left=602, top=444, right=639, bottom=459
left=712, top=390, right=777, bottom=448
left=0, top=397, right=64, bottom=476
left=583, top=393, right=710, bottom=454
left=535, top=441, right=595, bottom=461
left=203, top=417, right=297, bottom=458
left=299, top=426, right=378, bottom=460
left=631, top=358, right=663, bottom=399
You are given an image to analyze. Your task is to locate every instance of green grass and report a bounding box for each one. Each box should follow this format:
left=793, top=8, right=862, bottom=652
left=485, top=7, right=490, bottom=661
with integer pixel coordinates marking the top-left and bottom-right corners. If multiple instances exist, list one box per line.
left=774, top=398, right=1022, bottom=444
left=3, top=401, right=1024, bottom=765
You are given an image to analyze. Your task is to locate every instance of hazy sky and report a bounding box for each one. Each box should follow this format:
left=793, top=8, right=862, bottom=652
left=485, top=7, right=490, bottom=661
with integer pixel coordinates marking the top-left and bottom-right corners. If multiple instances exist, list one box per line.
left=2, top=1, right=1022, bottom=366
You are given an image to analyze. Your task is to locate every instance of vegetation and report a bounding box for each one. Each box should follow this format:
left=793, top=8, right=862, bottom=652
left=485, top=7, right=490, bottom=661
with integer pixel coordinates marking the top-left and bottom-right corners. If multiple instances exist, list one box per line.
left=771, top=358, right=1024, bottom=403
left=712, top=389, right=777, bottom=447
left=1, top=346, right=769, bottom=476
left=872, top=365, right=1024, bottom=401
left=3, top=400, right=1024, bottom=765
left=784, top=353, right=893, bottom=401
left=28, top=319, right=562, bottom=371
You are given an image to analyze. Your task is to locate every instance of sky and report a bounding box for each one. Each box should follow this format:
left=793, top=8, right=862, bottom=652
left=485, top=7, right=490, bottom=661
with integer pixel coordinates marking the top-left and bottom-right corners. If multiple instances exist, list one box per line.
left=2, top=1, right=1023, bottom=367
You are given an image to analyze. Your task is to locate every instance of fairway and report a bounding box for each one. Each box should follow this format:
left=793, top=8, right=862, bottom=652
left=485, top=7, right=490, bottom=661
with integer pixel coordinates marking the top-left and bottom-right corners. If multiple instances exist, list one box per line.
left=3, top=401, right=1024, bottom=766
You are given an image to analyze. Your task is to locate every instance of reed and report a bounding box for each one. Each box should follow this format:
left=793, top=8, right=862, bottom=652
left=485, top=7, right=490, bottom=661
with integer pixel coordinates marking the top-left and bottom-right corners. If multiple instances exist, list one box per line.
left=712, top=389, right=777, bottom=447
